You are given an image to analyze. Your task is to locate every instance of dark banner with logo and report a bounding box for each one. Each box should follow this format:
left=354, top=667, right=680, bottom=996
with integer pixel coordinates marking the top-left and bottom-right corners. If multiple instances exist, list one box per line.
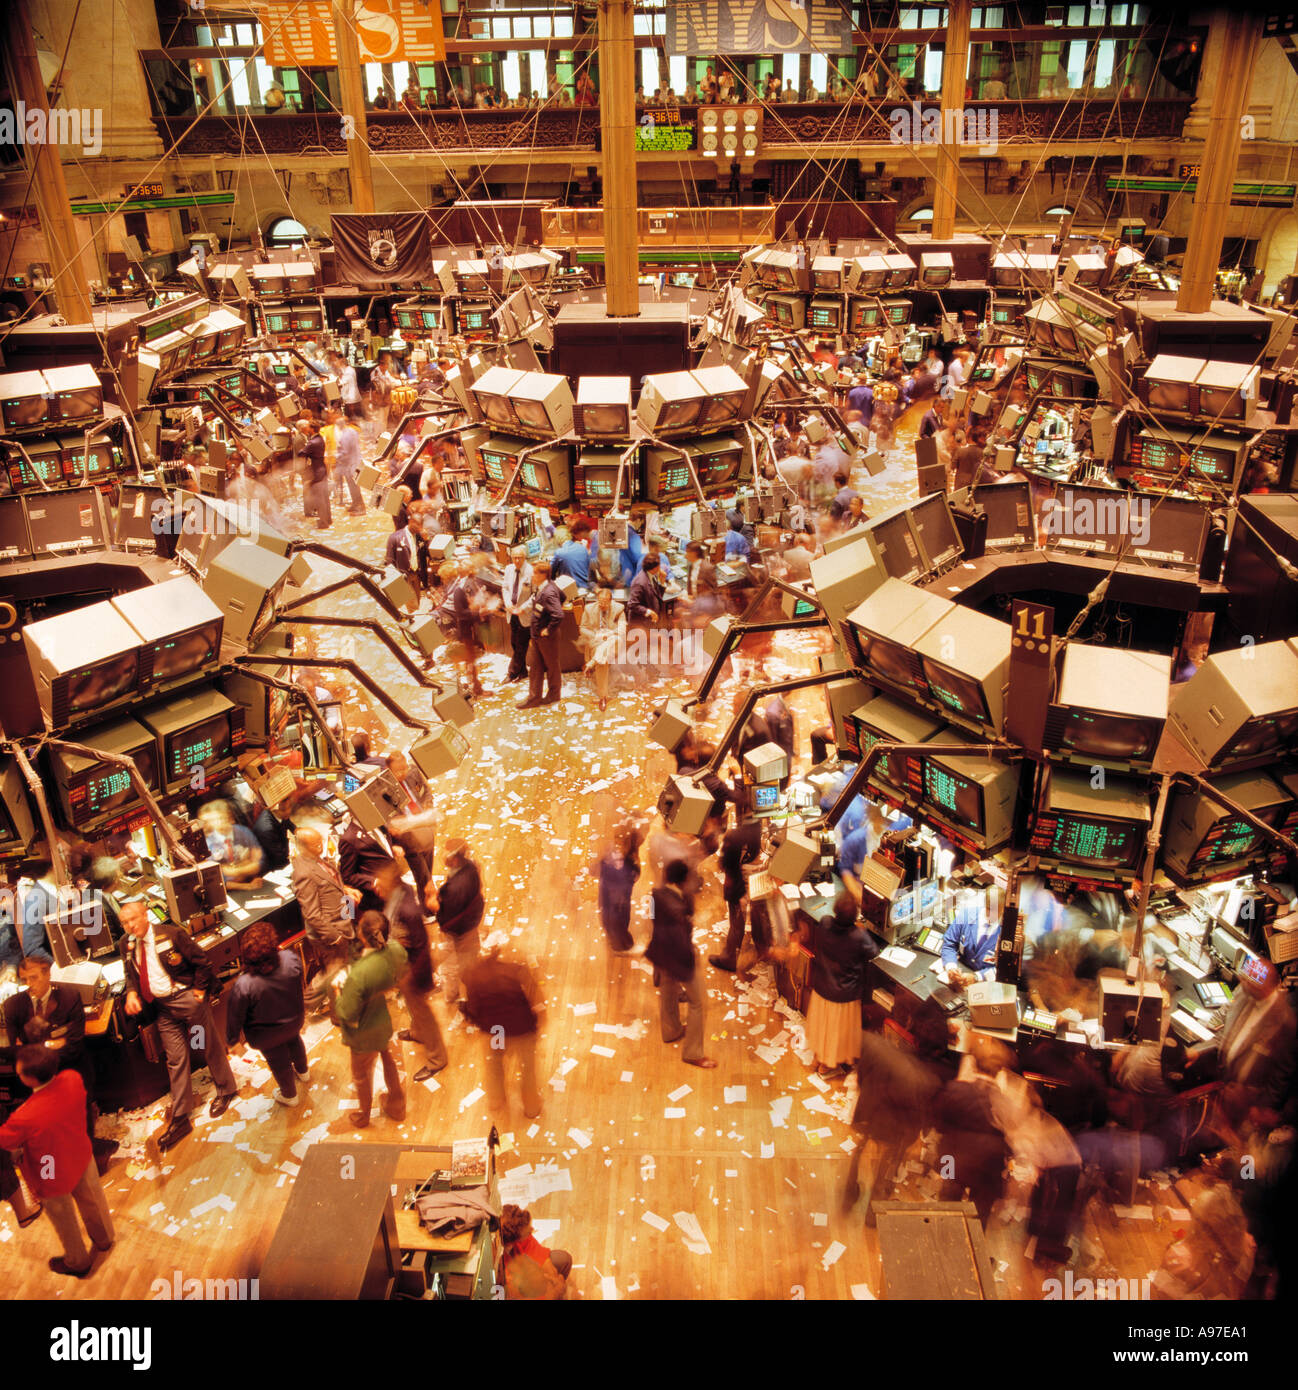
left=664, top=1, right=852, bottom=55
left=330, top=213, right=432, bottom=286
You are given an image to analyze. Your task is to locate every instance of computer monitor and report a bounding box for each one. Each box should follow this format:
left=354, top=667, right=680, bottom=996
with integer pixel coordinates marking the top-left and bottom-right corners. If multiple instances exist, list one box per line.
left=23, top=600, right=142, bottom=727
left=509, top=371, right=575, bottom=439
left=470, top=365, right=527, bottom=429
left=576, top=377, right=633, bottom=439
left=421, top=308, right=441, bottom=330
left=920, top=252, right=953, bottom=287
left=637, top=370, right=707, bottom=436
left=1162, top=770, right=1289, bottom=882
left=476, top=437, right=518, bottom=486
left=395, top=307, right=419, bottom=330
left=575, top=448, right=623, bottom=504
left=862, top=505, right=930, bottom=583
left=6, top=441, right=66, bottom=491
left=1029, top=766, right=1151, bottom=873
left=1195, top=360, right=1257, bottom=422
left=644, top=447, right=699, bottom=506
left=141, top=688, right=246, bottom=790
left=882, top=253, right=917, bottom=289
left=111, top=576, right=225, bottom=695
left=461, top=305, right=492, bottom=333
left=809, top=299, right=842, bottom=331
left=883, top=299, right=912, bottom=325
left=513, top=446, right=573, bottom=505
left=972, top=480, right=1036, bottom=550
left=0, top=761, right=37, bottom=859
left=749, top=782, right=782, bottom=816
left=762, top=293, right=806, bottom=330
left=692, top=365, right=750, bottom=429
left=920, top=741, right=1018, bottom=850
left=811, top=256, right=844, bottom=292
left=264, top=311, right=290, bottom=335
left=1142, top=355, right=1202, bottom=415
left=850, top=299, right=881, bottom=331
left=42, top=365, right=103, bottom=422
left=851, top=694, right=943, bottom=793
left=1046, top=643, right=1171, bottom=766
left=50, top=714, right=160, bottom=831
left=908, top=494, right=962, bottom=570
left=687, top=435, right=746, bottom=494
left=0, top=370, right=52, bottom=431
left=843, top=579, right=953, bottom=698
left=290, top=310, right=322, bottom=335
left=1169, top=641, right=1298, bottom=767
left=915, top=605, right=1012, bottom=733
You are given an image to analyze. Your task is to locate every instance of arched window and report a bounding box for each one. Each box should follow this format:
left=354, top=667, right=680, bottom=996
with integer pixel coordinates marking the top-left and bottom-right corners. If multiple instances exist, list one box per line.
left=906, top=204, right=934, bottom=223
left=266, top=216, right=307, bottom=247
left=1044, top=204, right=1074, bottom=217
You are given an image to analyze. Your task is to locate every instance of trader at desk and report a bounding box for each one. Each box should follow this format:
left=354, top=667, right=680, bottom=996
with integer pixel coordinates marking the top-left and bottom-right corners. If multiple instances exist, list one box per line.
left=940, top=899, right=999, bottom=983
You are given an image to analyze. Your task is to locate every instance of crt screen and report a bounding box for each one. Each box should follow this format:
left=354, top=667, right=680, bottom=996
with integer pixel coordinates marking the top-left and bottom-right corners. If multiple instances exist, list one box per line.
left=166, top=712, right=231, bottom=781
left=68, top=652, right=139, bottom=713
left=151, top=623, right=220, bottom=681
left=922, top=761, right=982, bottom=831
left=1059, top=709, right=1157, bottom=760
left=920, top=656, right=991, bottom=724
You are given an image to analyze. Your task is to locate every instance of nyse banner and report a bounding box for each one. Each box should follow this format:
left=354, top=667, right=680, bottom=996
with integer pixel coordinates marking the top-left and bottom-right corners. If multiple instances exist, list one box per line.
left=664, top=0, right=852, bottom=55
left=259, top=1, right=446, bottom=66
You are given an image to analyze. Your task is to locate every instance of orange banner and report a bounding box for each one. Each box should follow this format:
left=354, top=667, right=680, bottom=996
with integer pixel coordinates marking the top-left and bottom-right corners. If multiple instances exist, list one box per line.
left=259, top=1, right=446, bottom=66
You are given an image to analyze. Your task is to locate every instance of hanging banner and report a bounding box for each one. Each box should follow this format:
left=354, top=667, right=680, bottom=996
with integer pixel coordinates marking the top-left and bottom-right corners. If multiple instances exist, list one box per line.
left=258, top=1, right=446, bottom=67
left=663, top=1, right=852, bottom=56
left=331, top=214, right=433, bottom=286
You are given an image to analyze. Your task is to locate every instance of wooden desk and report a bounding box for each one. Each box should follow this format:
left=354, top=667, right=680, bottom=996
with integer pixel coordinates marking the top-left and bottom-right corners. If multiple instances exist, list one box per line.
left=260, top=1142, right=497, bottom=1300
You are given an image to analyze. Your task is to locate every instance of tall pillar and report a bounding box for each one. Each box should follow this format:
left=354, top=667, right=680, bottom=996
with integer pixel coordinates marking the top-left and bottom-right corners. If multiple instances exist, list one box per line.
left=333, top=0, right=375, bottom=214
left=5, top=0, right=93, bottom=321
left=597, top=0, right=639, bottom=317
left=1177, top=12, right=1264, bottom=314
left=931, top=0, right=971, bottom=241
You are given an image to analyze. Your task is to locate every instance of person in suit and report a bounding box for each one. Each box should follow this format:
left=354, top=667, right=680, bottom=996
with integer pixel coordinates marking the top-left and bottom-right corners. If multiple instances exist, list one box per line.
left=333, top=911, right=407, bottom=1128
left=291, top=827, right=360, bottom=978
left=940, top=894, right=999, bottom=982
left=763, top=694, right=795, bottom=761
left=597, top=822, right=642, bottom=955
left=578, top=587, right=625, bottom=712
left=647, top=857, right=715, bottom=1068
left=376, top=857, right=446, bottom=1083
left=339, top=818, right=399, bottom=915
left=627, top=553, right=664, bottom=623
left=120, top=899, right=238, bottom=1150
left=429, top=838, right=483, bottom=1005
left=384, top=512, right=420, bottom=606
left=519, top=560, right=564, bottom=709
left=501, top=546, right=533, bottom=682
left=0, top=1047, right=114, bottom=1278
left=0, top=859, right=57, bottom=969
left=1205, top=957, right=1296, bottom=1109
left=4, top=952, right=86, bottom=1066
left=708, top=818, right=766, bottom=973
left=224, top=922, right=308, bottom=1107
left=384, top=748, right=436, bottom=900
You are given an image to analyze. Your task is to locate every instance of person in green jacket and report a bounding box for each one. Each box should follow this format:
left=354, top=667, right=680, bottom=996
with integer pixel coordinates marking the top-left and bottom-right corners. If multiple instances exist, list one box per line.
left=334, top=911, right=408, bottom=1128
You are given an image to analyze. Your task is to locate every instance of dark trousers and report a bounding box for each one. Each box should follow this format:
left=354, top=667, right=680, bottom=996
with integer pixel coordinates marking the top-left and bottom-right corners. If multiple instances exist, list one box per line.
left=527, top=628, right=561, bottom=703
left=156, top=991, right=237, bottom=1119
left=507, top=616, right=531, bottom=680
left=259, top=1034, right=308, bottom=1099
left=1029, top=1161, right=1081, bottom=1254
left=306, top=479, right=332, bottom=528
left=600, top=899, right=633, bottom=952
left=719, top=896, right=770, bottom=964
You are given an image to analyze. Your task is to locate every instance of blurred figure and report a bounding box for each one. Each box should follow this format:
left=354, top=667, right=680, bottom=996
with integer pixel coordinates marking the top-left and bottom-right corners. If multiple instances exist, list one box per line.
left=198, top=800, right=264, bottom=889
left=845, top=1005, right=945, bottom=1220
left=1204, top=957, right=1296, bottom=1111
left=462, top=933, right=544, bottom=1117
left=597, top=821, right=642, bottom=955
left=935, top=1032, right=1012, bottom=1225
left=579, top=586, right=625, bottom=711
left=1152, top=1183, right=1256, bottom=1299
left=291, top=826, right=360, bottom=982
left=376, top=858, right=446, bottom=1083
left=647, top=857, right=715, bottom=1068
left=429, top=838, right=483, bottom=1006
left=992, top=1067, right=1082, bottom=1264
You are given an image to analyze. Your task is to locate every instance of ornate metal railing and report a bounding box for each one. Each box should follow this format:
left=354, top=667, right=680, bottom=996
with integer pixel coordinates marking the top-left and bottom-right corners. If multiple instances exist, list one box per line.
left=153, top=97, right=1192, bottom=158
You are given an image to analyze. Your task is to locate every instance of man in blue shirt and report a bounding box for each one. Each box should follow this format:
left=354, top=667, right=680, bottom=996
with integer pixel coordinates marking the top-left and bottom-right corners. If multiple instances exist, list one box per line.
left=618, top=525, right=644, bottom=588
left=846, top=378, right=874, bottom=429
left=724, top=517, right=752, bottom=560
left=940, top=896, right=999, bottom=981
left=551, top=520, right=596, bottom=589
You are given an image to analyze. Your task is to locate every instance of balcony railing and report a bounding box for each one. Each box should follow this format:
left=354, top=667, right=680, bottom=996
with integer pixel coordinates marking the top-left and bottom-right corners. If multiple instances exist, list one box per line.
left=543, top=205, right=777, bottom=247
left=152, top=96, right=1193, bottom=159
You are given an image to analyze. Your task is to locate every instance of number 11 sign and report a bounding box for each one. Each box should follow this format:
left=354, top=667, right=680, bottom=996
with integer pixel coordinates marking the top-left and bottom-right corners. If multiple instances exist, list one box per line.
left=1006, top=599, right=1055, bottom=755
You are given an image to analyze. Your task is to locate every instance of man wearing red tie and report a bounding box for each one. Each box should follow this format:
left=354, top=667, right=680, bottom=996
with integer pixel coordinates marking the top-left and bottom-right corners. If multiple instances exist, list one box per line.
left=119, top=900, right=238, bottom=1151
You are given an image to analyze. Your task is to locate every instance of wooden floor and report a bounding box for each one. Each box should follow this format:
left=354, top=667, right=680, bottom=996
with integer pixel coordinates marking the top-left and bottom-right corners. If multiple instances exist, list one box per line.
left=5, top=412, right=1198, bottom=1300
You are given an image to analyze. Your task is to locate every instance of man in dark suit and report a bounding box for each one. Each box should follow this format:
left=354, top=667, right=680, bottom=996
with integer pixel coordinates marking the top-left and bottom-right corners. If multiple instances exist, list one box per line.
left=1206, top=956, right=1297, bottom=1108
left=627, top=553, right=664, bottom=623
left=519, top=560, right=564, bottom=709
left=708, top=819, right=767, bottom=974
left=4, top=952, right=86, bottom=1066
left=647, top=858, right=715, bottom=1068
left=339, top=818, right=399, bottom=915
left=763, top=694, right=795, bottom=761
left=431, top=838, right=483, bottom=1005
left=119, top=899, right=238, bottom=1151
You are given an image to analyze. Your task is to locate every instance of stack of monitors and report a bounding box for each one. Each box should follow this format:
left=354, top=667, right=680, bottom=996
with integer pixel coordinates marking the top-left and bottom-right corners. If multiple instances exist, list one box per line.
left=1169, top=640, right=1298, bottom=770
left=919, top=738, right=1019, bottom=852
left=842, top=579, right=954, bottom=700
left=1123, top=425, right=1247, bottom=487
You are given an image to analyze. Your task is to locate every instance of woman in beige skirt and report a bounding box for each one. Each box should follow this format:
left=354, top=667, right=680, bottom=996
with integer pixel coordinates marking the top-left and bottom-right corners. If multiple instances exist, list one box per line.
left=776, top=892, right=878, bottom=1077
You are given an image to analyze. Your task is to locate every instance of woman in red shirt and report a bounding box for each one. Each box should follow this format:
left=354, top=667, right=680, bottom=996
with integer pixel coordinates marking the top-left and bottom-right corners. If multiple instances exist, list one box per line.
left=499, top=1203, right=571, bottom=1299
